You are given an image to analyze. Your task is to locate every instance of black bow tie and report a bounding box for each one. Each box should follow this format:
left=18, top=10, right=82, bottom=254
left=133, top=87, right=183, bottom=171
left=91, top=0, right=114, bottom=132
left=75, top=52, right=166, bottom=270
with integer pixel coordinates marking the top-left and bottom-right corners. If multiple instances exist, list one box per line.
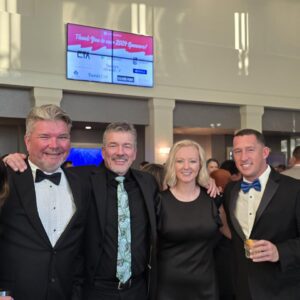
left=35, top=169, right=61, bottom=185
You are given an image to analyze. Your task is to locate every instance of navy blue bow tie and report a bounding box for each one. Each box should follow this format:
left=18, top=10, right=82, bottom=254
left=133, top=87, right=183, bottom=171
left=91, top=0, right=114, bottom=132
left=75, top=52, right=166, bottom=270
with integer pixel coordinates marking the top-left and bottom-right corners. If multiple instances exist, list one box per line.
left=35, top=169, right=61, bottom=185
left=240, top=178, right=261, bottom=193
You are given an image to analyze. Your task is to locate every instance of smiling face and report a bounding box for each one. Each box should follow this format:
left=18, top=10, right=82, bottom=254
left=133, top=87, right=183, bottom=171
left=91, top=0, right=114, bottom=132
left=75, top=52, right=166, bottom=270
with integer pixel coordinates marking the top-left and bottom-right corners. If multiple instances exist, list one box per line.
left=102, top=131, right=137, bottom=175
left=174, top=145, right=200, bottom=184
left=233, top=134, right=269, bottom=181
left=25, top=120, right=71, bottom=173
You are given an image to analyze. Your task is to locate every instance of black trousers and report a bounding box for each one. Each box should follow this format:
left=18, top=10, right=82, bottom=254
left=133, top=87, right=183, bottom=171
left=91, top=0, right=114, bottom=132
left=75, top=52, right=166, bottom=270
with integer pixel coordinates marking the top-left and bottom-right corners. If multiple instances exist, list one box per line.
left=84, top=276, right=148, bottom=300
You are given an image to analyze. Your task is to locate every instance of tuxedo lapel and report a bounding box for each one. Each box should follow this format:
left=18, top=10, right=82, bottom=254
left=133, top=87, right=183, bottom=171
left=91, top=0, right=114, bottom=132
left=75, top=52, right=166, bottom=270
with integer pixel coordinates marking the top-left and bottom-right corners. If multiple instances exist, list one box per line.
left=132, top=170, right=156, bottom=237
left=254, top=170, right=279, bottom=225
left=90, top=166, right=108, bottom=238
left=12, top=166, right=51, bottom=246
left=229, top=180, right=246, bottom=240
left=133, top=172, right=152, bottom=209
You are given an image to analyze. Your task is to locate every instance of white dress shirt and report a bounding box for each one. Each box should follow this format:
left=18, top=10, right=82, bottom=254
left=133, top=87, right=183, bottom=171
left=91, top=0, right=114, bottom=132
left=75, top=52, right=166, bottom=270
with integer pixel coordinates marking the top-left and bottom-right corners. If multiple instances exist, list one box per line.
left=235, top=165, right=271, bottom=239
left=29, top=160, right=76, bottom=246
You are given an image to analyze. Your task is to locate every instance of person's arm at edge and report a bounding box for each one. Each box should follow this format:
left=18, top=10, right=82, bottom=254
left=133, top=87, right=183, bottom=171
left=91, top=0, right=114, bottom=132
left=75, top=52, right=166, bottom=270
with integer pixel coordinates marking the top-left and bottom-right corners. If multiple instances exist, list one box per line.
left=202, top=177, right=220, bottom=198
left=219, top=204, right=232, bottom=239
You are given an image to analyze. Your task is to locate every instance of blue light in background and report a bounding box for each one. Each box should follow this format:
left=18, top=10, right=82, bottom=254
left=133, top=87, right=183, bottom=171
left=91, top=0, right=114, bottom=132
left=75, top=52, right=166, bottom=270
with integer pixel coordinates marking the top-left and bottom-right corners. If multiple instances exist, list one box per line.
left=66, top=147, right=103, bottom=166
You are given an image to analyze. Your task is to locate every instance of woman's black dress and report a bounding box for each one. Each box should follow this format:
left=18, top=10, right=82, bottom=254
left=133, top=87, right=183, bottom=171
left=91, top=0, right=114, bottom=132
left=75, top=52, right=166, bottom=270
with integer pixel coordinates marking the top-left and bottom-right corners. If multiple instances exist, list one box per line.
left=157, top=189, right=220, bottom=300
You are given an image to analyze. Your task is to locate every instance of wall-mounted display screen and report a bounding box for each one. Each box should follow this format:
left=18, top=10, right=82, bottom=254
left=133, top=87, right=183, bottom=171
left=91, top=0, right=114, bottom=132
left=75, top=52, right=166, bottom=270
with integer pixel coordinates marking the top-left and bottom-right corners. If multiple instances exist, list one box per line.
left=67, top=23, right=154, bottom=87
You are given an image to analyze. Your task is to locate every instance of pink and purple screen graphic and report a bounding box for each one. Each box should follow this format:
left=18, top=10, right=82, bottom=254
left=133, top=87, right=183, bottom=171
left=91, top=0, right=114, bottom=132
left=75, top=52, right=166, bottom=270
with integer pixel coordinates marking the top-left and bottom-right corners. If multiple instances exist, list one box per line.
left=67, top=24, right=112, bottom=56
left=67, top=23, right=153, bottom=87
left=112, top=31, right=153, bottom=61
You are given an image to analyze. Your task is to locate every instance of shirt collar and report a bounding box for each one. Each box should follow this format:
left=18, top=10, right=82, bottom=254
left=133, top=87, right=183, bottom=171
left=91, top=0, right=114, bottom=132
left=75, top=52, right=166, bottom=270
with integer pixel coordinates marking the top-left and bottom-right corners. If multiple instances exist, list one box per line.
left=105, top=165, right=132, bottom=183
left=242, top=165, right=271, bottom=188
left=28, top=159, right=62, bottom=181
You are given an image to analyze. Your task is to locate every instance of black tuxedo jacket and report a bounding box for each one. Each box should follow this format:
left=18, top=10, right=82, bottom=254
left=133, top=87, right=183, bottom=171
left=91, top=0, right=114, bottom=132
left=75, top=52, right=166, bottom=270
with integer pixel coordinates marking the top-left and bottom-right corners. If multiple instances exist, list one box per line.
left=82, top=163, right=159, bottom=300
left=223, top=168, right=300, bottom=300
left=0, top=162, right=90, bottom=300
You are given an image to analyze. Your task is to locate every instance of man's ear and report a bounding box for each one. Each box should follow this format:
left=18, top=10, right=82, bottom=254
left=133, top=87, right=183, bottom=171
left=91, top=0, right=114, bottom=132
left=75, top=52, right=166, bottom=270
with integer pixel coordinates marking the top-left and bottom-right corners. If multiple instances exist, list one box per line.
left=24, top=135, right=30, bottom=152
left=263, top=146, right=270, bottom=160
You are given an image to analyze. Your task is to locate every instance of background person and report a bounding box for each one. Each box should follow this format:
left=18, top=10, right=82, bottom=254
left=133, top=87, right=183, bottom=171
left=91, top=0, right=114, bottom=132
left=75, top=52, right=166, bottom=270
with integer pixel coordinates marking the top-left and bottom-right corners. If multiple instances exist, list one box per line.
left=281, top=145, right=300, bottom=179
left=141, top=163, right=165, bottom=191
left=223, top=128, right=300, bottom=300
left=206, top=158, right=220, bottom=174
left=220, top=159, right=242, bottom=181
left=156, top=140, right=228, bottom=300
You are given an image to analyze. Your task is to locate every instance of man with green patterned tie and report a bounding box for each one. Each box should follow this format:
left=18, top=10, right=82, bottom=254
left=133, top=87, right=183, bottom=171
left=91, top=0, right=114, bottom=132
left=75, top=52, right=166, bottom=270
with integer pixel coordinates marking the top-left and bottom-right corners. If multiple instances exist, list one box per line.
left=83, top=122, right=159, bottom=300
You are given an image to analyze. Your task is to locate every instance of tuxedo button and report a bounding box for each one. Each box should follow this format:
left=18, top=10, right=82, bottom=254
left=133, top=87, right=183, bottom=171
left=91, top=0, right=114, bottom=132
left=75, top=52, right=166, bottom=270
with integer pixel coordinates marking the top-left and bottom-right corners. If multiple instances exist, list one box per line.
left=50, top=278, right=56, bottom=283
left=53, top=250, right=57, bottom=255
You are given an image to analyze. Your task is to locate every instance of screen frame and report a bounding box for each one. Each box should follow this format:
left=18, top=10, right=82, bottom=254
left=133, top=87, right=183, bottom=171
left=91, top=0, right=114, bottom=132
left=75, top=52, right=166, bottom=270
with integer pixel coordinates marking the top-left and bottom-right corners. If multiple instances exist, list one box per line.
left=66, top=23, right=154, bottom=88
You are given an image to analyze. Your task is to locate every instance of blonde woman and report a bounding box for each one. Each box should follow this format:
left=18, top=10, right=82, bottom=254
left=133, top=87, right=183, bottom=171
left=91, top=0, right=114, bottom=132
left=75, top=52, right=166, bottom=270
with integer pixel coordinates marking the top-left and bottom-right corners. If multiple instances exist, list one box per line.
left=156, top=140, right=228, bottom=300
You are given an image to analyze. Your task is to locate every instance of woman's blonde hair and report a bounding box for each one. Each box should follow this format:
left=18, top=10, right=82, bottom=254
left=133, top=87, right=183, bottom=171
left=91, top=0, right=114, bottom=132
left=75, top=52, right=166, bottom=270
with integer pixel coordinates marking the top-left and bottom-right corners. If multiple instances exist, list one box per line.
left=163, top=139, right=210, bottom=188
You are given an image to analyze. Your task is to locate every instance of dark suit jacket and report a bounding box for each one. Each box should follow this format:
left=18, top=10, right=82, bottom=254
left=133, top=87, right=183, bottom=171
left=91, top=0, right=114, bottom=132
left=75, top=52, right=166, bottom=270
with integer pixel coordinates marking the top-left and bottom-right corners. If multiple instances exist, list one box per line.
left=223, top=168, right=300, bottom=300
left=82, top=163, right=159, bottom=300
left=0, top=163, right=90, bottom=300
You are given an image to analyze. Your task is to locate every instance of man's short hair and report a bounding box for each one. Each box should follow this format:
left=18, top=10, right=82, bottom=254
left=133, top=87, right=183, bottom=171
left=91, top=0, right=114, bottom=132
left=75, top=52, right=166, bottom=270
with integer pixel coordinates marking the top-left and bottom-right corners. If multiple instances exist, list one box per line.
left=103, top=122, right=137, bottom=148
left=26, top=104, right=72, bottom=136
left=234, top=128, right=266, bottom=146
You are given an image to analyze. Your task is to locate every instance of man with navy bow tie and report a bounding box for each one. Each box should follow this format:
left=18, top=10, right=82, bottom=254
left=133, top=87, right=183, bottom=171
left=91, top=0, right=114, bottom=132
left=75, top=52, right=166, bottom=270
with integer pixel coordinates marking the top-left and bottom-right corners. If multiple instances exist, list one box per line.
left=223, top=128, right=300, bottom=300
left=0, top=105, right=90, bottom=300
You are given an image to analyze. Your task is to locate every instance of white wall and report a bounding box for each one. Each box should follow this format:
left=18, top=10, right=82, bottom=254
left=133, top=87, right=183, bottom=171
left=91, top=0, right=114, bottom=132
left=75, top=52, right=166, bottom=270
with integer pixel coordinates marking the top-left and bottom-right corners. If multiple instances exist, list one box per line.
left=0, top=0, right=299, bottom=109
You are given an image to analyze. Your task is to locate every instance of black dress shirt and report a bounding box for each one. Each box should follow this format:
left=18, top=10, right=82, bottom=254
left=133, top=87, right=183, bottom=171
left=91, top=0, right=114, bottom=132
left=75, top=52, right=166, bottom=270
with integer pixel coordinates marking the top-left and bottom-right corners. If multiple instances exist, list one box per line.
left=95, top=167, right=149, bottom=281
